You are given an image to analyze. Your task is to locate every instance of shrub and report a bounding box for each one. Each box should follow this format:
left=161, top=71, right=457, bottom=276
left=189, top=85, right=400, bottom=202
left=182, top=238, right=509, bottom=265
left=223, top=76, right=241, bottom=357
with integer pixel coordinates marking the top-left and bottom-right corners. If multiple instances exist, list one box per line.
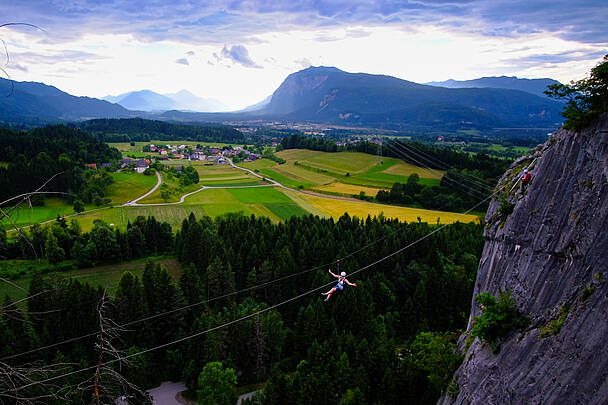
left=540, top=305, right=569, bottom=338
left=580, top=284, right=596, bottom=302
left=497, top=195, right=515, bottom=226
left=471, top=291, right=529, bottom=353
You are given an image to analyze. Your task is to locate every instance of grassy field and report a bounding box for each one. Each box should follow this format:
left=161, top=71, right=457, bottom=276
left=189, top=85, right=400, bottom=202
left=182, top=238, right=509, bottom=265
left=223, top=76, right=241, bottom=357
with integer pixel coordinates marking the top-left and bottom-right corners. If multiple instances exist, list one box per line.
left=277, top=150, right=379, bottom=175
left=1, top=198, right=80, bottom=228
left=182, top=186, right=308, bottom=222
left=6, top=149, right=481, bottom=233
left=106, top=172, right=158, bottom=204
left=268, top=150, right=442, bottom=192
left=311, top=182, right=386, bottom=197
left=0, top=257, right=182, bottom=303
left=139, top=172, right=198, bottom=204
left=299, top=193, right=480, bottom=224
left=382, top=160, right=444, bottom=179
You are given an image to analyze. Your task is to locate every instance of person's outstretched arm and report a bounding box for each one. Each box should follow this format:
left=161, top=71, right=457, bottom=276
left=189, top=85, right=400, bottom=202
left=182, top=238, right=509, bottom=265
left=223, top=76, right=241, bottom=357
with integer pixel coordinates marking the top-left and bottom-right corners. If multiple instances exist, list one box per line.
left=345, top=278, right=357, bottom=287
left=328, top=269, right=338, bottom=278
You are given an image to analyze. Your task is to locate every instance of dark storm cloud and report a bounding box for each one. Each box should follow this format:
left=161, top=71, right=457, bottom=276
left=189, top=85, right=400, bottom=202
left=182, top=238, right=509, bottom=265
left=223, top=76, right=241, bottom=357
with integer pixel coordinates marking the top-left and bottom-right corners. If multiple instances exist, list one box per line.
left=2, top=0, right=606, bottom=45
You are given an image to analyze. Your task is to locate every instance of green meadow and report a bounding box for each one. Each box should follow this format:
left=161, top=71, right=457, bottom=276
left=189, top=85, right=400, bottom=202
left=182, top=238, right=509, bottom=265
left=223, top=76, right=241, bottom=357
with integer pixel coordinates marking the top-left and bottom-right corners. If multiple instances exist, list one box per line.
left=4, top=149, right=480, bottom=234
left=106, top=172, right=158, bottom=204
left=241, top=150, right=442, bottom=193
left=0, top=257, right=182, bottom=303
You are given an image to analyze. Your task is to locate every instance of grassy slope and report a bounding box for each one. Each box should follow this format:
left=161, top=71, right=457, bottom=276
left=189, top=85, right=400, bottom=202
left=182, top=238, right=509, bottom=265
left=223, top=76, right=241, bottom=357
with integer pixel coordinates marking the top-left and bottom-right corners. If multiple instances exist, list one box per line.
left=106, top=172, right=158, bottom=204
left=139, top=172, right=199, bottom=204
left=0, top=257, right=182, bottom=303
left=249, top=151, right=442, bottom=193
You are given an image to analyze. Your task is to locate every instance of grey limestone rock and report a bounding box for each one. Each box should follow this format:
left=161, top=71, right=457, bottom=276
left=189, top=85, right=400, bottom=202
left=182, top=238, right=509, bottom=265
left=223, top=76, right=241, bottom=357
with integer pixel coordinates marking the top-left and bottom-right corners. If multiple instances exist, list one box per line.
left=440, top=113, right=608, bottom=405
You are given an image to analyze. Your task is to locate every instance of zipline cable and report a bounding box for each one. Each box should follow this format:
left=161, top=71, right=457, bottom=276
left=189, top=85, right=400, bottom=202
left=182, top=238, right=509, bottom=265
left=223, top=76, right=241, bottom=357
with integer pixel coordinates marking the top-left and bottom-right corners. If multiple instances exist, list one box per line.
left=3, top=142, right=500, bottom=362
left=16, top=185, right=501, bottom=392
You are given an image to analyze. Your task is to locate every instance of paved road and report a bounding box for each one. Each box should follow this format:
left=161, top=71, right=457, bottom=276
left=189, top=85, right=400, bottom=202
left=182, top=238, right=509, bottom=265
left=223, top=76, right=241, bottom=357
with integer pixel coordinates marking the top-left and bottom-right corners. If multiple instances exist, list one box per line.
left=120, top=159, right=368, bottom=208
left=229, top=159, right=360, bottom=202
left=147, top=381, right=194, bottom=405
left=237, top=390, right=262, bottom=404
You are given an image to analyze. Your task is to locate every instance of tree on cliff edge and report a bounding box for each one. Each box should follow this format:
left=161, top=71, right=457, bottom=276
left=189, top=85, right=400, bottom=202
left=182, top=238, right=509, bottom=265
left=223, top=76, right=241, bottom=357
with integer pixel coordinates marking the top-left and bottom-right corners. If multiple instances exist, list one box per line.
left=546, top=54, right=608, bottom=130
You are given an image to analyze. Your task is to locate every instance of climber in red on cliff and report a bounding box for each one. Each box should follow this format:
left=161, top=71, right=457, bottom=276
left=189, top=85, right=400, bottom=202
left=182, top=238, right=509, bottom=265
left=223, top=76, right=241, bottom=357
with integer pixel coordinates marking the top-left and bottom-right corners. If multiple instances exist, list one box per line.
left=521, top=169, right=531, bottom=184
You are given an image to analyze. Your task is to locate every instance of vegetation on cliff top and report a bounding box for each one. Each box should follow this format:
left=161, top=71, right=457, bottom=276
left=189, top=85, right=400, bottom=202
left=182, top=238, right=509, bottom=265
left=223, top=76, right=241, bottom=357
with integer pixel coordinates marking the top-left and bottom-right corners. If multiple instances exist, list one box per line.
left=546, top=54, right=608, bottom=130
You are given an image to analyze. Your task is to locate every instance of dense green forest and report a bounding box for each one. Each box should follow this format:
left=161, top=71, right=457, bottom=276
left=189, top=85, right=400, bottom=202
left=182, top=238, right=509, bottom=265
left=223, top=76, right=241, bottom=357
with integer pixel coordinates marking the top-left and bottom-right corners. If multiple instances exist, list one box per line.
left=76, top=118, right=246, bottom=143
left=0, top=125, right=121, bottom=202
left=1, top=213, right=482, bottom=404
left=280, top=134, right=338, bottom=152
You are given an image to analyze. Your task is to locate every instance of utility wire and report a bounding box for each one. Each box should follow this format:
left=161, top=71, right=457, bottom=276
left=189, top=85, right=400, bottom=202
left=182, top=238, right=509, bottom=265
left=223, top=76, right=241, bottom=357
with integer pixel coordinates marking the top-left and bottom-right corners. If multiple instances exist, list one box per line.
left=394, top=141, right=493, bottom=189
left=3, top=142, right=499, bottom=362
left=16, top=183, right=505, bottom=392
left=385, top=142, right=490, bottom=199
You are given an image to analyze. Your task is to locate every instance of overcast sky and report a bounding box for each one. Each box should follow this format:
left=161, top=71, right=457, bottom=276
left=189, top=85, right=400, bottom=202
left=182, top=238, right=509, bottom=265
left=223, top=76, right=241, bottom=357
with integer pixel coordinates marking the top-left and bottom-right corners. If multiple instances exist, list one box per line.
left=2, top=0, right=607, bottom=110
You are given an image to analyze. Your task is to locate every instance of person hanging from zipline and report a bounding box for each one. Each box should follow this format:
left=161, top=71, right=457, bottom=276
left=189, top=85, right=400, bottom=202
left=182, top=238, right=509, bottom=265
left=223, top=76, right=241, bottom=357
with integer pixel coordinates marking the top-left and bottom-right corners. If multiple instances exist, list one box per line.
left=321, top=260, right=357, bottom=301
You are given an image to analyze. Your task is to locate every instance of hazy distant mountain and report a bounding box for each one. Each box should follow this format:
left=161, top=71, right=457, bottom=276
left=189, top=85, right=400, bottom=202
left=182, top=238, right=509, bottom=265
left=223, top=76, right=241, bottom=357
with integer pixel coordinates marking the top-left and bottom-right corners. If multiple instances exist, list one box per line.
left=250, top=66, right=563, bottom=129
left=240, top=94, right=272, bottom=112
left=166, top=90, right=229, bottom=112
left=425, top=76, right=561, bottom=98
left=101, top=90, right=175, bottom=111
left=0, top=77, right=132, bottom=126
left=102, top=89, right=229, bottom=112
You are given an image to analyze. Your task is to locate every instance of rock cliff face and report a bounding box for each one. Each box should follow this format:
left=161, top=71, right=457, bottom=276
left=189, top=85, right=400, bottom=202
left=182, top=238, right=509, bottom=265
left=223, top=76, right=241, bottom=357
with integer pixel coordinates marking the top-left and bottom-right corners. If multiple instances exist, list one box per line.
left=440, top=113, right=608, bottom=404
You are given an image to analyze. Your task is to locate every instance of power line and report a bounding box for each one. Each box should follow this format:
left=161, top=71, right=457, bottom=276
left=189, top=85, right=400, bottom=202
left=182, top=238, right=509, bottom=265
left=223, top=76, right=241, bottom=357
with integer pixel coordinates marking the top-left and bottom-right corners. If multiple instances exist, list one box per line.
left=387, top=141, right=492, bottom=194
left=3, top=218, right=414, bottom=362
left=3, top=142, right=496, bottom=362
left=16, top=185, right=501, bottom=392
left=395, top=141, right=493, bottom=189
left=385, top=142, right=490, bottom=199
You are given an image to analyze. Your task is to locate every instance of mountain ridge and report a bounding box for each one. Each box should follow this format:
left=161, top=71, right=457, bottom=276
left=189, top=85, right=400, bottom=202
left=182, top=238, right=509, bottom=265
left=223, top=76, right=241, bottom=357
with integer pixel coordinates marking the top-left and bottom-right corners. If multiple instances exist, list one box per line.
left=426, top=76, right=560, bottom=98
left=0, top=77, right=132, bottom=126
left=252, top=66, right=564, bottom=129
left=1, top=67, right=564, bottom=131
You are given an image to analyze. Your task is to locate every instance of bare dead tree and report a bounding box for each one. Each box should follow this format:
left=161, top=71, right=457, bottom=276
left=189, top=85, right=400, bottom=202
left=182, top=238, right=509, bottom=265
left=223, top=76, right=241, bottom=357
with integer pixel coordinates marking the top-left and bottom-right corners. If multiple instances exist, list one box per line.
left=77, top=292, right=151, bottom=405
left=0, top=360, right=75, bottom=404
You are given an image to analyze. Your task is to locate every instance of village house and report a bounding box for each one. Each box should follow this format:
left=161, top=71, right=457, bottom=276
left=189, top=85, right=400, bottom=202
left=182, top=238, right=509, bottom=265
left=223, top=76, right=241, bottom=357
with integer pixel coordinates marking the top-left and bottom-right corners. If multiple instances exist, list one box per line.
left=190, top=149, right=207, bottom=160
left=121, top=158, right=132, bottom=169
left=135, top=159, right=149, bottom=174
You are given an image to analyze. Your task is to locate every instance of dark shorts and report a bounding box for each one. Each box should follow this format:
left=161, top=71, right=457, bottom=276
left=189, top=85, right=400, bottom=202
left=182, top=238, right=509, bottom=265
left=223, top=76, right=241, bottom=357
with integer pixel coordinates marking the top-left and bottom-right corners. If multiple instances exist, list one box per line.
left=334, top=283, right=344, bottom=291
